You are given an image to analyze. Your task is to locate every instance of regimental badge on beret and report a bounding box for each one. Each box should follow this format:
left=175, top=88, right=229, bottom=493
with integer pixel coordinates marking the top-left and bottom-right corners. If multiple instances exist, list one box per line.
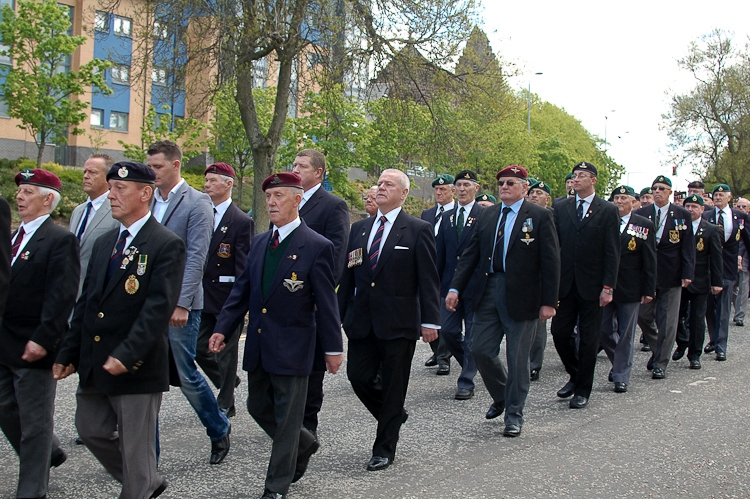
left=438, top=178, right=445, bottom=184
left=658, top=176, right=665, bottom=183
left=271, top=174, right=282, bottom=185
left=481, top=195, right=488, bottom=200
left=580, top=163, right=587, bottom=169
left=20, top=169, right=34, bottom=180
left=118, top=166, right=128, bottom=178
left=717, top=186, right=724, bottom=191
left=539, top=182, right=545, bottom=188
left=464, top=173, right=470, bottom=178
left=511, top=167, right=519, bottom=174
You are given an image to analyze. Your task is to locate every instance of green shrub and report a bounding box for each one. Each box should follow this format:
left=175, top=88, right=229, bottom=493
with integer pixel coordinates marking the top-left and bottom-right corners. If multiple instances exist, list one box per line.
left=183, top=172, right=205, bottom=191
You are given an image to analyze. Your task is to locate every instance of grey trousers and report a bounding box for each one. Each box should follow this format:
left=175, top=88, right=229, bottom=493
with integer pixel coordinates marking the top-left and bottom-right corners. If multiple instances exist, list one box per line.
left=0, top=364, right=57, bottom=498
left=246, top=365, right=316, bottom=495
left=471, top=273, right=535, bottom=428
left=706, top=278, right=735, bottom=353
left=638, top=286, right=682, bottom=370
left=529, top=319, right=547, bottom=372
left=76, top=385, right=163, bottom=499
left=600, top=301, right=640, bottom=384
left=733, top=269, right=748, bottom=322
left=196, top=312, right=241, bottom=410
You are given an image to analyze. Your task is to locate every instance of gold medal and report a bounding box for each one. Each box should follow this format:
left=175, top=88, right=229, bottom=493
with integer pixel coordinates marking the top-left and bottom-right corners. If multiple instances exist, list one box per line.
left=125, top=275, right=139, bottom=294
left=669, top=230, right=679, bottom=243
left=736, top=231, right=741, bottom=241
left=696, top=238, right=704, bottom=252
left=628, top=237, right=637, bottom=251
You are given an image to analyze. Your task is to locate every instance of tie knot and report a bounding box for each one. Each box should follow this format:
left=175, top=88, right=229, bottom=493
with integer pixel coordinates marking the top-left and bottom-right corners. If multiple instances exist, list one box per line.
left=459, top=207, right=465, bottom=214
left=502, top=207, right=512, bottom=215
left=578, top=200, right=585, bottom=206
left=120, top=229, right=130, bottom=239
left=379, top=215, right=387, bottom=224
left=439, top=206, right=444, bottom=214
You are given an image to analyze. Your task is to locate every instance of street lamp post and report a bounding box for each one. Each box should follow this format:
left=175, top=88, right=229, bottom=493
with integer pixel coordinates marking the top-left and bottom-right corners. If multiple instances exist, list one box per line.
left=527, top=72, right=543, bottom=133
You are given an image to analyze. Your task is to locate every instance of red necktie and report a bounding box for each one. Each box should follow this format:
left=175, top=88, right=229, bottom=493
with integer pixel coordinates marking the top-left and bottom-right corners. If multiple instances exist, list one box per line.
left=269, top=230, right=280, bottom=249
left=11, top=226, right=25, bottom=259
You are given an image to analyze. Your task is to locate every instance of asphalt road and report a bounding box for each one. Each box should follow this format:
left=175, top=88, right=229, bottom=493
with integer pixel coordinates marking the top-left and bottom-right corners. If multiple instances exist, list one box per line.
left=2, top=324, right=750, bottom=498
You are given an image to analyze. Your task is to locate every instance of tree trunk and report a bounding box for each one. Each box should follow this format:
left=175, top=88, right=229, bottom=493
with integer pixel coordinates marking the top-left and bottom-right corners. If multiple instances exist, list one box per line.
left=36, top=141, right=45, bottom=168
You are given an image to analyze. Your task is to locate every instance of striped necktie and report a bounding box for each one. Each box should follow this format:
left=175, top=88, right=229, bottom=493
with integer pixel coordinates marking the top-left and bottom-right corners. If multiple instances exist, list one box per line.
left=369, top=216, right=387, bottom=271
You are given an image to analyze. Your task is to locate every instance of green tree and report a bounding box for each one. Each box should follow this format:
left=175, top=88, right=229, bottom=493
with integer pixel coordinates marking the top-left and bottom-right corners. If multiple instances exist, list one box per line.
left=0, top=0, right=111, bottom=167
left=664, top=29, right=750, bottom=196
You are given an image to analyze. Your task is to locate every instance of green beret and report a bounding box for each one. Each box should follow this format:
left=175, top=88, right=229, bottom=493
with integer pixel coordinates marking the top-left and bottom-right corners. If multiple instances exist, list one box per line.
left=527, top=177, right=538, bottom=185
left=712, top=183, right=731, bottom=194
left=529, top=180, right=551, bottom=195
left=432, top=174, right=455, bottom=187
left=640, top=187, right=653, bottom=196
left=475, top=193, right=497, bottom=204
left=565, top=172, right=573, bottom=181
left=684, top=193, right=704, bottom=206
left=611, top=185, right=636, bottom=198
left=652, top=175, right=672, bottom=188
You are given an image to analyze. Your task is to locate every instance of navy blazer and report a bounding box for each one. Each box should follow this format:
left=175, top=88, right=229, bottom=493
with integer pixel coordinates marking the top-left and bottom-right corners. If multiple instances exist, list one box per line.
left=702, top=207, right=750, bottom=281
left=555, top=196, right=621, bottom=300
left=0, top=197, right=10, bottom=325
left=634, top=203, right=695, bottom=289
left=1, top=218, right=79, bottom=369
left=298, top=186, right=350, bottom=284
left=215, top=221, right=342, bottom=377
left=451, top=200, right=560, bottom=322
left=202, top=202, right=254, bottom=315
left=339, top=210, right=441, bottom=341
left=57, top=217, right=185, bottom=394
left=613, top=213, right=656, bottom=303
left=688, top=219, right=723, bottom=294
left=436, top=202, right=484, bottom=299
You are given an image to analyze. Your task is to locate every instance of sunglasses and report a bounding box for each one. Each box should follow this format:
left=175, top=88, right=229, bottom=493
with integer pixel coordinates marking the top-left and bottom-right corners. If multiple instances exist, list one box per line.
left=652, top=186, right=670, bottom=191
left=497, top=180, right=521, bottom=187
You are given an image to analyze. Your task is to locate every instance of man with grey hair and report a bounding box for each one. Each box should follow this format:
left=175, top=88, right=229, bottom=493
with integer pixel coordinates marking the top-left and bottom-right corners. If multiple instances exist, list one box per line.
left=339, top=168, right=441, bottom=471
left=0, top=169, right=79, bottom=499
left=733, top=197, right=750, bottom=326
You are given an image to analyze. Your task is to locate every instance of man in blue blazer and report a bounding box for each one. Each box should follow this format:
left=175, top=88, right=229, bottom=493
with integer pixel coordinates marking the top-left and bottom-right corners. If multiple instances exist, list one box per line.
left=147, top=140, right=230, bottom=464
left=436, top=170, right=483, bottom=401
left=196, top=162, right=254, bottom=418
left=210, top=172, right=343, bottom=499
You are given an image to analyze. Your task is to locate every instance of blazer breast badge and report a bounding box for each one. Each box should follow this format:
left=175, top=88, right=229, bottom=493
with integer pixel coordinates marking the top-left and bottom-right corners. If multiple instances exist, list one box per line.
left=218, top=243, right=231, bottom=258
left=696, top=237, right=705, bottom=252
left=125, top=275, right=139, bottom=294
left=283, top=271, right=304, bottom=292
left=628, top=237, right=637, bottom=251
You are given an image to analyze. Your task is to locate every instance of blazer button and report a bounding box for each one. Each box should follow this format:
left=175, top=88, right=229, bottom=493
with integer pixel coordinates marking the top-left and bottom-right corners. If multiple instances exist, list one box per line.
left=457, top=256, right=461, bottom=260
left=97, top=312, right=104, bottom=319
left=94, top=336, right=100, bottom=342
left=371, top=282, right=375, bottom=287
left=217, top=263, right=220, bottom=267
left=257, top=328, right=261, bottom=334
left=212, top=279, right=215, bottom=283
left=262, top=308, right=267, bottom=314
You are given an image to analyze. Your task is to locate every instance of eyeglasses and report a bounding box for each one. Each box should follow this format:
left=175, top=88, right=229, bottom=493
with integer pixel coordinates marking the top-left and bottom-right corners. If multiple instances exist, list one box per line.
left=652, top=186, right=670, bottom=191
left=571, top=173, right=592, bottom=180
left=497, top=180, right=521, bottom=187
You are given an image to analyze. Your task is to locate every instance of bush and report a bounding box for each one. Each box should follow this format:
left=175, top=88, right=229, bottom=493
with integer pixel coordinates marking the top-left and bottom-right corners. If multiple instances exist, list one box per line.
left=183, top=172, right=205, bottom=191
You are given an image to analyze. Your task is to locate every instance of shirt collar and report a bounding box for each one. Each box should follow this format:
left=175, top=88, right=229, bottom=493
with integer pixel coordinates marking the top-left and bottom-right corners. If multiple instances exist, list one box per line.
left=18, top=214, right=50, bottom=237
left=213, top=198, right=232, bottom=219
left=457, top=200, right=475, bottom=212
left=692, top=218, right=701, bottom=232
left=119, top=210, right=151, bottom=236
left=576, top=192, right=596, bottom=204
left=437, top=201, right=455, bottom=213
left=273, top=216, right=302, bottom=243
left=621, top=212, right=631, bottom=225
left=154, top=178, right=185, bottom=202
left=303, top=182, right=322, bottom=202
left=377, top=206, right=402, bottom=224
left=500, top=197, right=524, bottom=213
left=88, top=190, right=110, bottom=211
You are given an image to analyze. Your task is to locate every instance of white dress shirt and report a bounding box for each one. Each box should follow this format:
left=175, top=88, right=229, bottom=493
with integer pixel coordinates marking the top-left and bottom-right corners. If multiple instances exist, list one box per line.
left=11, top=214, right=50, bottom=266
left=153, top=178, right=186, bottom=222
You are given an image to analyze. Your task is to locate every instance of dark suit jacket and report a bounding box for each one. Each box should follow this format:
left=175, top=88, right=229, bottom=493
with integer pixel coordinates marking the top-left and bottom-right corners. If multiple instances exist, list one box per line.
left=215, top=221, right=342, bottom=376
left=702, top=208, right=750, bottom=281
left=339, top=209, right=441, bottom=341
left=436, top=202, right=484, bottom=300
left=688, top=220, right=723, bottom=294
left=555, top=196, right=621, bottom=300
left=57, top=217, right=186, bottom=394
left=613, top=213, right=656, bottom=303
left=0, top=197, right=10, bottom=326
left=1, top=217, right=79, bottom=369
left=451, top=200, right=560, bottom=321
left=299, top=186, right=350, bottom=284
left=634, top=203, right=695, bottom=289
left=203, top=203, right=254, bottom=315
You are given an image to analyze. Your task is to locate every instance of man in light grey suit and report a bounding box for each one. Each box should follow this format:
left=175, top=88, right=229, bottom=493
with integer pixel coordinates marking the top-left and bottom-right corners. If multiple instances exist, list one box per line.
left=146, top=140, right=231, bottom=465
left=69, top=154, right=120, bottom=297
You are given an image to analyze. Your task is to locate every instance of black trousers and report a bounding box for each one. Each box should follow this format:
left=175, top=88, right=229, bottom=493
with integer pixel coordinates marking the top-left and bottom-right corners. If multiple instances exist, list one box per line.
left=347, top=332, right=415, bottom=461
left=677, top=289, right=708, bottom=361
left=551, top=283, right=603, bottom=398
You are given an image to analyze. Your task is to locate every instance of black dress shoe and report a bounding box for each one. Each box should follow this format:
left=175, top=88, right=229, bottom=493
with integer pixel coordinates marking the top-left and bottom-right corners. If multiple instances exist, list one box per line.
left=150, top=479, right=168, bottom=498
left=641, top=343, right=651, bottom=352
left=220, top=406, right=236, bottom=418
left=261, top=490, right=284, bottom=499
left=292, top=439, right=319, bottom=483
left=235, top=376, right=242, bottom=388
left=735, top=320, right=744, bottom=327
left=569, top=395, right=588, bottom=408
left=716, top=351, right=727, bottom=361
left=485, top=401, right=505, bottom=419
left=210, top=427, right=231, bottom=465
left=503, top=424, right=522, bottom=437
left=608, top=370, right=613, bottom=382
left=652, top=368, right=665, bottom=379
left=556, top=380, right=575, bottom=398
left=436, top=363, right=450, bottom=375
left=454, top=388, right=474, bottom=400
left=614, top=382, right=627, bottom=393
left=704, top=342, right=715, bottom=353
left=530, top=369, right=540, bottom=381
left=424, top=354, right=437, bottom=367
left=646, top=355, right=654, bottom=371
left=75, top=436, right=84, bottom=445
left=366, top=455, right=391, bottom=471
left=50, top=447, right=67, bottom=468
left=689, top=359, right=702, bottom=369
left=672, top=347, right=686, bottom=361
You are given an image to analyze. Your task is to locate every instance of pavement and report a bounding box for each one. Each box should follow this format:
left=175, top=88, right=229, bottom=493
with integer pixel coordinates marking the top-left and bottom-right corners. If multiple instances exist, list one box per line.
left=2, top=323, right=750, bottom=498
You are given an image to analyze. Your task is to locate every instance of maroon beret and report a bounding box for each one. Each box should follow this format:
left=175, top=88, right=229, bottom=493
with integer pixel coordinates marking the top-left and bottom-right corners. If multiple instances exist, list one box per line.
left=261, top=172, right=304, bottom=191
left=15, top=169, right=62, bottom=192
left=496, top=165, right=528, bottom=180
left=204, top=162, right=236, bottom=178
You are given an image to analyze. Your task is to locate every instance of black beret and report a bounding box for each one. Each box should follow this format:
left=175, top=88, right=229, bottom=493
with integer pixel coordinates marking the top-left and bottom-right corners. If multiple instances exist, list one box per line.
left=107, top=161, right=156, bottom=184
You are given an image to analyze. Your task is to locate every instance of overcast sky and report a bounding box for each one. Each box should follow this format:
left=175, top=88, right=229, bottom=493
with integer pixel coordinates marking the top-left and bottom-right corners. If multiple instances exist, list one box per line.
left=481, top=0, right=750, bottom=192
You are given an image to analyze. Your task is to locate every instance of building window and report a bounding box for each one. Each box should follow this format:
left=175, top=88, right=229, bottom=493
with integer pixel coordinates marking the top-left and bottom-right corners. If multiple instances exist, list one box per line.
left=95, top=11, right=109, bottom=32
left=109, top=111, right=128, bottom=131
left=111, top=65, right=130, bottom=85
left=0, top=48, right=10, bottom=66
left=113, top=15, right=131, bottom=37
left=153, top=21, right=168, bottom=40
left=90, top=108, right=103, bottom=128
left=151, top=67, right=167, bottom=86
left=0, top=98, right=8, bottom=118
